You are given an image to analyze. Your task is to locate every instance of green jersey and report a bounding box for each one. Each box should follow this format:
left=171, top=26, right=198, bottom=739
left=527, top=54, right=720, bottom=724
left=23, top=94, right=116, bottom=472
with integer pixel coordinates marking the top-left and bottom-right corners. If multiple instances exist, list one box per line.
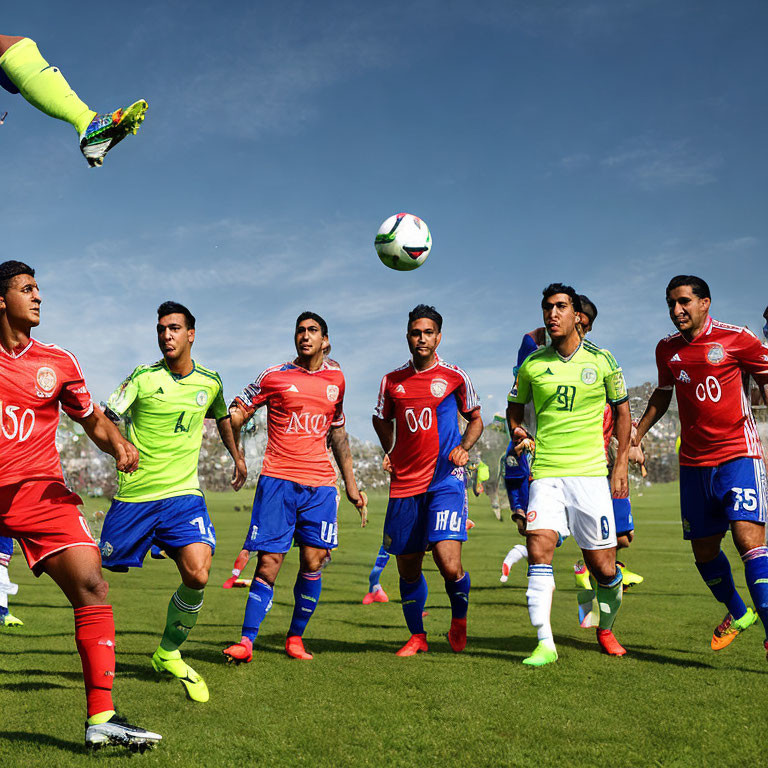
left=107, top=360, right=228, bottom=502
left=507, top=339, right=628, bottom=479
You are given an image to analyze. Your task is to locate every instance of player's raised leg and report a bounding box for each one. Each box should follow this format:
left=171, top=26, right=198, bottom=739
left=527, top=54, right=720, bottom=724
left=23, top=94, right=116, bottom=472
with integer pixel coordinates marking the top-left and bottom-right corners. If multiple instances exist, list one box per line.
left=500, top=543, right=528, bottom=583
left=363, top=544, right=390, bottom=603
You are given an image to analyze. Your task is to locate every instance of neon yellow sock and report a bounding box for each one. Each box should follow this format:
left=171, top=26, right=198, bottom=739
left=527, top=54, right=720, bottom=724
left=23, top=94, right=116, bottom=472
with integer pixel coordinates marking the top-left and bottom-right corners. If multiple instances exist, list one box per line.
left=0, top=38, right=95, bottom=133
left=87, top=709, right=116, bottom=726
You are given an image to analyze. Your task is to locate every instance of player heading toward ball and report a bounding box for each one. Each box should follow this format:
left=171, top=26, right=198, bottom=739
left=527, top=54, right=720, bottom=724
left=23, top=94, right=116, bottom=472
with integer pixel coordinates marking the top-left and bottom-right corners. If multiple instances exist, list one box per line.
left=0, top=261, right=160, bottom=751
left=0, top=34, right=147, bottom=166
left=507, top=284, right=631, bottom=666
left=633, top=276, right=768, bottom=655
left=100, top=301, right=246, bottom=702
left=373, top=305, right=483, bottom=656
left=223, top=312, right=367, bottom=663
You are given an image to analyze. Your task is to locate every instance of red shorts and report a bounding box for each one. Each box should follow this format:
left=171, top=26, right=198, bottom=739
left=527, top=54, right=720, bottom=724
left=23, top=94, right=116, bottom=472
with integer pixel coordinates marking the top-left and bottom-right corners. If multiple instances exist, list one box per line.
left=0, top=480, right=98, bottom=574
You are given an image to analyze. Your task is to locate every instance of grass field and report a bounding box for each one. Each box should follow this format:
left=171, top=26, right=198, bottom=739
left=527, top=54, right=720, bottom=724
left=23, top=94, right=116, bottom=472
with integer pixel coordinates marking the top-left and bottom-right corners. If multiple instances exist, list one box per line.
left=1, top=483, right=765, bottom=767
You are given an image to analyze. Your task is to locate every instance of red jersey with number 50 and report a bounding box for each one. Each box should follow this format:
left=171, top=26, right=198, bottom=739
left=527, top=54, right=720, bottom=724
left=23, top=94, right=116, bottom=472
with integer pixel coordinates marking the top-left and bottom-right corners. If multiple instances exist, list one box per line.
left=655, top=317, right=768, bottom=466
left=0, top=339, right=94, bottom=487
left=235, top=361, right=345, bottom=487
left=374, top=358, right=480, bottom=498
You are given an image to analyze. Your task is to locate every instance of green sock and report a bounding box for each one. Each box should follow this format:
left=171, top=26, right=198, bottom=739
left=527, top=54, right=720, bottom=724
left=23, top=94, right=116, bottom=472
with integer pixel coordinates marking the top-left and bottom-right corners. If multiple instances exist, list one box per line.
left=0, top=38, right=95, bottom=133
left=159, top=584, right=204, bottom=653
left=595, top=572, right=623, bottom=631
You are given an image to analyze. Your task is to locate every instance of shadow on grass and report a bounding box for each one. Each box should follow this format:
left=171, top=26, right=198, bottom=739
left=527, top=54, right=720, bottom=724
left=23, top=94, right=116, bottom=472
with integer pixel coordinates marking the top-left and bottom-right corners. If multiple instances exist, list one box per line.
left=0, top=731, right=83, bottom=755
left=0, top=681, right=72, bottom=692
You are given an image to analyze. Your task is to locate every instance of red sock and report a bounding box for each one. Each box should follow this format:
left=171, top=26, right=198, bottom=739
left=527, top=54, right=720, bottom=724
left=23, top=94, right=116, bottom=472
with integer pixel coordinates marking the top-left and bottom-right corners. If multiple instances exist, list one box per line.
left=232, top=550, right=249, bottom=578
left=74, top=605, right=116, bottom=718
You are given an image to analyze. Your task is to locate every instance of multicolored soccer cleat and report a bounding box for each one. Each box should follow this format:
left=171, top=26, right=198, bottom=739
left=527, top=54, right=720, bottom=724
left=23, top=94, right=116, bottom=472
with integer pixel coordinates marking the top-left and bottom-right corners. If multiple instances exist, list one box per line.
left=574, top=560, right=592, bottom=591
left=285, top=635, right=313, bottom=660
left=447, top=618, right=467, bottom=653
left=522, top=641, right=558, bottom=667
left=362, top=586, right=389, bottom=604
left=617, top=561, right=644, bottom=591
left=79, top=100, right=148, bottom=167
left=596, top=628, right=626, bottom=656
left=711, top=608, right=757, bottom=651
left=395, top=633, right=428, bottom=657
left=1, top=612, right=23, bottom=628
left=151, top=649, right=209, bottom=703
left=85, top=714, right=162, bottom=752
left=222, top=638, right=253, bottom=664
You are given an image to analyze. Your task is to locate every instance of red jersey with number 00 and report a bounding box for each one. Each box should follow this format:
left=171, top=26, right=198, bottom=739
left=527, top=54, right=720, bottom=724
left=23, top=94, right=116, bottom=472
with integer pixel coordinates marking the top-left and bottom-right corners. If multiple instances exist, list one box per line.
left=655, top=317, right=768, bottom=466
left=0, top=339, right=94, bottom=487
left=374, top=358, right=480, bottom=498
left=235, top=361, right=345, bottom=487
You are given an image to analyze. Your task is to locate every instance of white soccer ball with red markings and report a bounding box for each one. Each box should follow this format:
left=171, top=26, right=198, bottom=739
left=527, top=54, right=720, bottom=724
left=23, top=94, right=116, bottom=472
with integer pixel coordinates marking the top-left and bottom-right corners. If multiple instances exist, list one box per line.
left=374, top=212, right=432, bottom=271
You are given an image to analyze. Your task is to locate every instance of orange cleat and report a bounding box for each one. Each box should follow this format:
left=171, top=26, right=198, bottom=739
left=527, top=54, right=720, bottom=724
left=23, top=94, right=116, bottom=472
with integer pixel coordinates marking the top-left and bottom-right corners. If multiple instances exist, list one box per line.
left=222, top=638, right=253, bottom=664
left=285, top=635, right=313, bottom=660
left=395, top=633, right=428, bottom=657
left=447, top=618, right=467, bottom=653
left=711, top=609, right=757, bottom=651
left=596, top=628, right=626, bottom=656
left=466, top=518, right=476, bottom=530
left=362, top=587, right=389, bottom=604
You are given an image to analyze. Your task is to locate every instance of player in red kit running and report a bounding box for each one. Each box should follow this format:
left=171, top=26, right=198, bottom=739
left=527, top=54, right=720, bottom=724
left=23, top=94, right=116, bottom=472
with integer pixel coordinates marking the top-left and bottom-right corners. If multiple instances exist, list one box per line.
left=0, top=261, right=161, bottom=751
left=634, top=275, right=768, bottom=656
left=373, top=305, right=483, bottom=656
left=222, top=312, right=367, bottom=663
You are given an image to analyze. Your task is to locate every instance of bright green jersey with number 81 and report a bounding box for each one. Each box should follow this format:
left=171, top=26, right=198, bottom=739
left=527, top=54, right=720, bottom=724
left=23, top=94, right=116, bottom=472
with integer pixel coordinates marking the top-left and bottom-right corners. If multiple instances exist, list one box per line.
left=507, top=340, right=628, bottom=479
left=107, top=360, right=228, bottom=502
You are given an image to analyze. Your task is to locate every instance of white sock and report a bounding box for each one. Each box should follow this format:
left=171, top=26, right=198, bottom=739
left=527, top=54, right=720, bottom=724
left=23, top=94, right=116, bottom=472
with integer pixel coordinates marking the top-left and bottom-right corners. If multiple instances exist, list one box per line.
left=504, top=544, right=528, bottom=569
left=526, top=563, right=556, bottom=649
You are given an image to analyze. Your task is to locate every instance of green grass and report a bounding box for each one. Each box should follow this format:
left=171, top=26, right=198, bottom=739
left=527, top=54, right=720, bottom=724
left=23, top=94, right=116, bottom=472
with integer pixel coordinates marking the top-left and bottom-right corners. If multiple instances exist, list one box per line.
left=1, top=484, right=765, bottom=767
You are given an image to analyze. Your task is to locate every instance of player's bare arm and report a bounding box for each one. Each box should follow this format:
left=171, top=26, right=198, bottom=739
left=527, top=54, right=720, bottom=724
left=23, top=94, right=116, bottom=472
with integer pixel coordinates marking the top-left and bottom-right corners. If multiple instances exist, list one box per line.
left=76, top=407, right=138, bottom=473
left=611, top=401, right=631, bottom=499
left=633, top=387, right=673, bottom=445
left=216, top=416, right=247, bottom=491
left=372, top=415, right=395, bottom=473
left=449, top=408, right=483, bottom=466
left=329, top=424, right=368, bottom=527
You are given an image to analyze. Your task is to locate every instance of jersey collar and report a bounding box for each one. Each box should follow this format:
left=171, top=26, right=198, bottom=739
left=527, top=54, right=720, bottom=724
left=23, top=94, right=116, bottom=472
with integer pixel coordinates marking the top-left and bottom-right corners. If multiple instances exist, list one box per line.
left=553, top=341, right=582, bottom=363
left=408, top=355, right=441, bottom=374
left=682, top=315, right=713, bottom=344
left=0, top=338, right=33, bottom=359
left=288, top=359, right=332, bottom=374
left=161, top=358, right=197, bottom=380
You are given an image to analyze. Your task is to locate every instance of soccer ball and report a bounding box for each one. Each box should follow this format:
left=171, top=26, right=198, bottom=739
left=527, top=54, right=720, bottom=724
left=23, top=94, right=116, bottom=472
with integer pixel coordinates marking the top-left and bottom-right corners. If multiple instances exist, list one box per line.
left=374, top=213, right=432, bottom=271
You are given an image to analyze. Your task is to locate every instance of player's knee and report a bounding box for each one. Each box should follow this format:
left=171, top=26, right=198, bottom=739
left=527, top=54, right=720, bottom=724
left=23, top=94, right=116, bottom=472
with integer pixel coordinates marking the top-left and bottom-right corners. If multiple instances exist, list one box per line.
left=183, top=566, right=209, bottom=590
left=83, top=573, right=109, bottom=603
left=439, top=562, right=463, bottom=581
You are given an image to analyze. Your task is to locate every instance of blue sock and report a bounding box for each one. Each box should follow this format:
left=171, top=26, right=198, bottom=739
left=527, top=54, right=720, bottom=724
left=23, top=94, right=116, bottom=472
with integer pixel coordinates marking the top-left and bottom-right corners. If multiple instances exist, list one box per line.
left=288, top=571, right=322, bottom=637
left=242, top=578, right=273, bottom=642
left=743, top=546, right=768, bottom=639
left=695, top=551, right=748, bottom=619
left=400, top=575, right=427, bottom=635
left=0, top=605, right=7, bottom=620
left=444, top=572, right=470, bottom=620
left=369, top=546, right=390, bottom=591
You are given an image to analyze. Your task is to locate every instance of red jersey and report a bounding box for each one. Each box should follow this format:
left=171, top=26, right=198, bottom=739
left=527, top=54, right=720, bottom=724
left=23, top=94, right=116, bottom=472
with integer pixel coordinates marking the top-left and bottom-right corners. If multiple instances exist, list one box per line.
left=235, top=361, right=345, bottom=487
left=0, top=338, right=94, bottom=487
left=655, top=317, right=768, bottom=466
left=374, top=357, right=480, bottom=498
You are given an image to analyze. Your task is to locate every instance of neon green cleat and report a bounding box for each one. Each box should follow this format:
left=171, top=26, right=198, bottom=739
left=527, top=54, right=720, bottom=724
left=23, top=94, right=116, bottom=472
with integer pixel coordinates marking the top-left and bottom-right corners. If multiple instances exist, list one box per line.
left=618, top=562, right=644, bottom=590
left=522, top=641, right=558, bottom=667
left=1, top=612, right=23, bottom=628
left=79, top=99, right=148, bottom=167
left=574, top=560, right=591, bottom=591
left=151, top=649, right=209, bottom=703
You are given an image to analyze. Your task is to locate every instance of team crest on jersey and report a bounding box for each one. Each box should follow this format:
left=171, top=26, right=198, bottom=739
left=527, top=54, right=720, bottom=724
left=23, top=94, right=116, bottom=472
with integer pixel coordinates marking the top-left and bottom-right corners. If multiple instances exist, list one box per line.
left=196, top=390, right=208, bottom=407
left=430, top=378, right=448, bottom=398
left=506, top=454, right=519, bottom=468
left=581, top=366, right=598, bottom=385
left=326, top=384, right=339, bottom=402
left=526, top=509, right=537, bottom=523
left=678, top=370, right=691, bottom=383
left=706, top=344, right=725, bottom=365
left=36, top=366, right=57, bottom=393
left=100, top=541, right=114, bottom=557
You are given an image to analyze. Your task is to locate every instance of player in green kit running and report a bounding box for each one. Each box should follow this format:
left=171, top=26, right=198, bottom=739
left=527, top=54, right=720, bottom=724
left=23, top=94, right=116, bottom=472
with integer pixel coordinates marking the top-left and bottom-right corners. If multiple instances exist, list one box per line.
left=100, top=302, right=247, bottom=701
left=507, top=284, right=631, bottom=666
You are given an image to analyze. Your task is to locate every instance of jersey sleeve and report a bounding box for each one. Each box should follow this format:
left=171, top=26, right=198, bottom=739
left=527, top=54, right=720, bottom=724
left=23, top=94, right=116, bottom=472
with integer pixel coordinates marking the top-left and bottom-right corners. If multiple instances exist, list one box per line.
left=235, top=369, right=273, bottom=414
left=373, top=375, right=394, bottom=420
left=600, top=350, right=628, bottom=405
left=107, top=367, right=142, bottom=417
left=730, top=328, right=768, bottom=376
left=331, top=376, right=346, bottom=427
left=507, top=360, right=532, bottom=404
left=453, top=367, right=481, bottom=416
left=58, top=350, right=95, bottom=419
left=206, top=376, right=229, bottom=420
left=516, top=332, right=539, bottom=369
left=655, top=340, right=674, bottom=390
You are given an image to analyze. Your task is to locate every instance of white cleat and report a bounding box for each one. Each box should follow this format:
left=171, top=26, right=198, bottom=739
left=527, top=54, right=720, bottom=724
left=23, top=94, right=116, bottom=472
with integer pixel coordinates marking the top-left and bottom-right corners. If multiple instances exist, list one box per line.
left=85, top=714, right=162, bottom=752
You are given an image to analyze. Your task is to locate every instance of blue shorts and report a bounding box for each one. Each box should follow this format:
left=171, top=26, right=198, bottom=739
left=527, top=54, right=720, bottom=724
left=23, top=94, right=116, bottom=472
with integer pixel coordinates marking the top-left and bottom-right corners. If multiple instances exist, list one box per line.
left=0, top=536, right=13, bottom=556
left=679, top=457, right=768, bottom=540
left=505, top=476, right=530, bottom=513
left=99, top=494, right=215, bottom=570
left=612, top=497, right=634, bottom=536
left=243, top=475, right=339, bottom=553
left=383, top=478, right=467, bottom=556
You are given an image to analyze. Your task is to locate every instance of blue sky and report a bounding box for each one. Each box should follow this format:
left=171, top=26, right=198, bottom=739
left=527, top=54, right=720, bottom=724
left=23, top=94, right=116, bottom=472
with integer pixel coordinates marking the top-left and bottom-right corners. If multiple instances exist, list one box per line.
left=2, top=1, right=766, bottom=439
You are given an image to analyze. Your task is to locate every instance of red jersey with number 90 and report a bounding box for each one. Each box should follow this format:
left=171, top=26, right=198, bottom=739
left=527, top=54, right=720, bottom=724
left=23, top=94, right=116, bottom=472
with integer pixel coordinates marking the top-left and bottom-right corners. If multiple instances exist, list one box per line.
left=655, top=317, right=768, bottom=467
left=0, top=339, right=94, bottom=487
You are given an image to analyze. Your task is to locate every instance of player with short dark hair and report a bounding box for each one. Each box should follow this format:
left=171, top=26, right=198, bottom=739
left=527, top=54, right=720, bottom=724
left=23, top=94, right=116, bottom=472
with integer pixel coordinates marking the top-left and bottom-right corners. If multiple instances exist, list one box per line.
left=99, top=301, right=246, bottom=702
left=0, top=260, right=161, bottom=750
left=372, top=305, right=483, bottom=656
left=222, top=313, right=367, bottom=663
left=634, top=275, right=768, bottom=655
left=0, top=34, right=147, bottom=166
left=507, top=284, right=631, bottom=666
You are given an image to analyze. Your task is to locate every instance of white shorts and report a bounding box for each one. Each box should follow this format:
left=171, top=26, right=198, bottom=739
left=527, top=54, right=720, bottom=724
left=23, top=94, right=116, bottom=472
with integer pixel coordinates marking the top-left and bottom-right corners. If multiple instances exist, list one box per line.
left=526, top=477, right=616, bottom=550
